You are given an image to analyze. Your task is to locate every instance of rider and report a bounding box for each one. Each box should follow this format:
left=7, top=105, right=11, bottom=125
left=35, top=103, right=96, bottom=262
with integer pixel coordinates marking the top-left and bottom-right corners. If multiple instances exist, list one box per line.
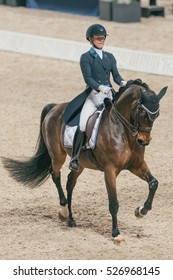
left=69, top=23, right=127, bottom=171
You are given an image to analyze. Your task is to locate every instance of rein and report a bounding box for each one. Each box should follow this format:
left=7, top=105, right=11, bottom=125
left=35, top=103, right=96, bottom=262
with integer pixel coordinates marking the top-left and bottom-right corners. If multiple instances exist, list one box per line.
left=133, top=103, right=152, bottom=133
left=114, top=108, right=138, bottom=136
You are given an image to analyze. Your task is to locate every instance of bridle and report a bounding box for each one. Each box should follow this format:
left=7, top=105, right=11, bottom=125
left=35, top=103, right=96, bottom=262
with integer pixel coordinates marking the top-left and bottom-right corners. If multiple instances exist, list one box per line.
left=114, top=93, right=160, bottom=136
left=133, top=101, right=160, bottom=133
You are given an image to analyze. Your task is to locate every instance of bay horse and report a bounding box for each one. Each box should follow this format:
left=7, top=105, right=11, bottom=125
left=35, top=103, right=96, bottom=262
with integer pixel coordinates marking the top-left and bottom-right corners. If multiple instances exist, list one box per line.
left=2, top=80, right=167, bottom=243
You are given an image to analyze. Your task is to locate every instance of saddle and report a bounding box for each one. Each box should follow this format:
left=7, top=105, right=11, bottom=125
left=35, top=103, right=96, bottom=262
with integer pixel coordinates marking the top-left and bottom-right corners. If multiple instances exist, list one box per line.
left=63, top=89, right=114, bottom=150
left=63, top=106, right=104, bottom=150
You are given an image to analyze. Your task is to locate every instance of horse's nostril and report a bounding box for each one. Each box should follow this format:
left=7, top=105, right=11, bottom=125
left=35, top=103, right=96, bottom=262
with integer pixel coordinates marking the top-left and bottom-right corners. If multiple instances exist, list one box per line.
left=137, top=139, right=145, bottom=146
left=137, top=139, right=149, bottom=146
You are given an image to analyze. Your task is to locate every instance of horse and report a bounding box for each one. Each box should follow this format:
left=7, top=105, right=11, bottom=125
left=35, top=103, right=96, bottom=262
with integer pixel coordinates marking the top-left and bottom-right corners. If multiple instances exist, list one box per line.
left=2, top=80, right=167, bottom=243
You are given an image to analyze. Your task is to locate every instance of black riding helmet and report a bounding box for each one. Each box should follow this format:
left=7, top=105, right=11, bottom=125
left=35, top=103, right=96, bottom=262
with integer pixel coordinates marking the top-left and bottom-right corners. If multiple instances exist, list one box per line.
left=86, top=24, right=108, bottom=41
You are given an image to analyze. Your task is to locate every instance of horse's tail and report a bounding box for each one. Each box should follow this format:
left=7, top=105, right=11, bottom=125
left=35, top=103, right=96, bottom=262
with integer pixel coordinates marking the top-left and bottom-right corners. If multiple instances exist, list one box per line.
left=2, top=103, right=57, bottom=188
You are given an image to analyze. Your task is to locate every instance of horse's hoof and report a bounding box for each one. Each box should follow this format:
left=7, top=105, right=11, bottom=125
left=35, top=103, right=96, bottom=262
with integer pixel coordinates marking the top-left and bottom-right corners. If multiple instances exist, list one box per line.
left=67, top=219, right=77, bottom=228
left=59, top=205, right=69, bottom=221
left=59, top=211, right=68, bottom=221
left=135, top=206, right=144, bottom=218
left=113, top=235, right=126, bottom=244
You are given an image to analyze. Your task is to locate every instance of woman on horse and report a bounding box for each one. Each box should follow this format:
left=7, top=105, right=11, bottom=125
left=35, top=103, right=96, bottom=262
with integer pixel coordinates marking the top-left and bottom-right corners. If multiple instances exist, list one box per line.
left=69, top=23, right=127, bottom=171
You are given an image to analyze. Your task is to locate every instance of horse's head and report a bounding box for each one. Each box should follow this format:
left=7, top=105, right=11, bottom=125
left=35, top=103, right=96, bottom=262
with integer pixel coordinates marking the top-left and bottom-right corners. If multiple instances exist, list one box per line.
left=131, top=86, right=168, bottom=146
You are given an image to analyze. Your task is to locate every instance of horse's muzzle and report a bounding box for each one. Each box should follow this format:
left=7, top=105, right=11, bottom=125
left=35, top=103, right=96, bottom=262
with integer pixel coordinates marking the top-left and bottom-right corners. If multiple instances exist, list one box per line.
left=137, top=132, right=152, bottom=146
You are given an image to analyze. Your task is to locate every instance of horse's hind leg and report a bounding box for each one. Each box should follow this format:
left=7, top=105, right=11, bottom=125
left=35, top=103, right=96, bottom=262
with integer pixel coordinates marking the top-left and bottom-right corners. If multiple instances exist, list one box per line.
left=51, top=170, right=68, bottom=220
left=66, top=167, right=84, bottom=227
left=42, top=107, right=69, bottom=220
left=48, top=148, right=69, bottom=220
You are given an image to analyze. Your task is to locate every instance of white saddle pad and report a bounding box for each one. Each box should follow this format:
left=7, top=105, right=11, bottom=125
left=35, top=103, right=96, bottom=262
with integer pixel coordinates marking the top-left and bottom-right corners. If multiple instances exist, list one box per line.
left=63, top=109, right=104, bottom=150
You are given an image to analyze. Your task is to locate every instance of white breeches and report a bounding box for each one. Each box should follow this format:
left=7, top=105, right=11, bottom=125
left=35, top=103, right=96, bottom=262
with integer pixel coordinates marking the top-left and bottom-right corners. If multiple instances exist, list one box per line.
left=79, top=89, right=113, bottom=132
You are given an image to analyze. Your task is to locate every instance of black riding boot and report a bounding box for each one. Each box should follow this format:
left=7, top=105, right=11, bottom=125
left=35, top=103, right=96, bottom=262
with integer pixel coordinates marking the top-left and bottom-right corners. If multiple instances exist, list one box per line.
left=69, top=127, right=85, bottom=171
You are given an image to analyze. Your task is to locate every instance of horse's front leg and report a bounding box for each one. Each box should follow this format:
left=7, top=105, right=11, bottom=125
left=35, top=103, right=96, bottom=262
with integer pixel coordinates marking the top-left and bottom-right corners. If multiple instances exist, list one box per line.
left=135, top=174, right=158, bottom=218
left=130, top=162, right=158, bottom=218
left=104, top=168, right=125, bottom=243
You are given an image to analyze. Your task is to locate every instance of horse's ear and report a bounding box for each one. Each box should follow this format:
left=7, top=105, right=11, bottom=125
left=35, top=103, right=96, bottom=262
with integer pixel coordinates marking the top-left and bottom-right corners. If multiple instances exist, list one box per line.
left=157, top=86, right=168, bottom=101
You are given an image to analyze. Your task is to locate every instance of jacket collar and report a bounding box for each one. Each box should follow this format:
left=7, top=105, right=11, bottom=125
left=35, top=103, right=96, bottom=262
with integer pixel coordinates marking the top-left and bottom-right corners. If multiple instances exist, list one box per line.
left=90, top=47, right=103, bottom=58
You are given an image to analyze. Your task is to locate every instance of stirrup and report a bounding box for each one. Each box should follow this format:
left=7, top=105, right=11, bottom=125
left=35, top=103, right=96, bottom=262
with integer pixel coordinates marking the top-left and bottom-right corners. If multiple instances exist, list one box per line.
left=69, top=158, right=80, bottom=171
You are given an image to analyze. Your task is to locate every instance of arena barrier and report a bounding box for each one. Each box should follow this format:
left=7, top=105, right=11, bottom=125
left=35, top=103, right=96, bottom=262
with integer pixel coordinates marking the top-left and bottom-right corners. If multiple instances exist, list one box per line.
left=0, top=30, right=173, bottom=77
left=26, top=0, right=99, bottom=16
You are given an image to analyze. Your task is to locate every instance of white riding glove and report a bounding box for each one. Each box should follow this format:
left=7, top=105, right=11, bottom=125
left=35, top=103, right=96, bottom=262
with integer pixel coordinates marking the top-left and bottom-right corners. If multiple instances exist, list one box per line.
left=98, top=85, right=111, bottom=94
left=120, top=80, right=127, bottom=87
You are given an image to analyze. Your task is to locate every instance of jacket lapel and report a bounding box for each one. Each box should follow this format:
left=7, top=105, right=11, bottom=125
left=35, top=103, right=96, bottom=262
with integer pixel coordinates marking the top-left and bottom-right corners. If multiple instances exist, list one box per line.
left=101, top=52, right=109, bottom=69
left=89, top=48, right=108, bottom=70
